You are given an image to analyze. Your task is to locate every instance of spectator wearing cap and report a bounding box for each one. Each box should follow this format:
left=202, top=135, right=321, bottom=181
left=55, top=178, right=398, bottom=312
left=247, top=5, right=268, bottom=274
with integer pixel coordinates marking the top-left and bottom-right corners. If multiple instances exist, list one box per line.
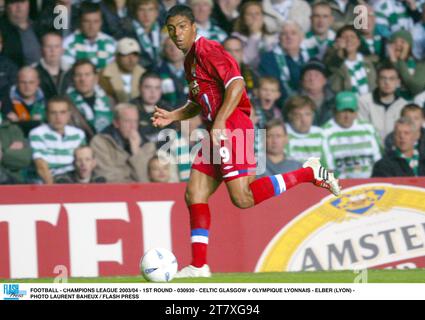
left=372, top=117, right=425, bottom=177
left=358, top=63, right=407, bottom=141
left=0, top=0, right=42, bottom=67
left=322, top=91, right=382, bottom=179
left=302, top=1, right=335, bottom=61
left=129, top=0, right=162, bottom=70
left=262, top=0, right=312, bottom=34
left=154, top=36, right=189, bottom=108
left=62, top=1, right=116, bottom=71
left=189, top=0, right=227, bottom=43
left=99, top=37, right=146, bottom=104
left=388, top=30, right=425, bottom=99
left=35, top=32, right=71, bottom=101
left=299, top=58, right=334, bottom=126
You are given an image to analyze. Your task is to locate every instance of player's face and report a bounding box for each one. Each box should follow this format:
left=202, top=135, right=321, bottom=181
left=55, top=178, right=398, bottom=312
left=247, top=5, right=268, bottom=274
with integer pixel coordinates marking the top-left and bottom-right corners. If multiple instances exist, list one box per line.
left=166, top=15, right=197, bottom=53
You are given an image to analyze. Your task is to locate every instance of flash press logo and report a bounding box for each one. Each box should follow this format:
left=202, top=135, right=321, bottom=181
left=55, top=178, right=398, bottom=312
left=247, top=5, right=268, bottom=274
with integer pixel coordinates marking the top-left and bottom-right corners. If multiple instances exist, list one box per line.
left=3, top=284, right=27, bottom=300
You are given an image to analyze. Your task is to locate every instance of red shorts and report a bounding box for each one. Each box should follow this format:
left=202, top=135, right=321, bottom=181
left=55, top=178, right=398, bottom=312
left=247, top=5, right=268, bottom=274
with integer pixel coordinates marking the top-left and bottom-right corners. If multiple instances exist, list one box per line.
left=192, top=109, right=257, bottom=182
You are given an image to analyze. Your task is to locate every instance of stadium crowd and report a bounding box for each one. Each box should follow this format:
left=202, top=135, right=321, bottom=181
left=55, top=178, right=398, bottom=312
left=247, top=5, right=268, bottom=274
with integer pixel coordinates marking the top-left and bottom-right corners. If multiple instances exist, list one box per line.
left=0, top=0, right=424, bottom=185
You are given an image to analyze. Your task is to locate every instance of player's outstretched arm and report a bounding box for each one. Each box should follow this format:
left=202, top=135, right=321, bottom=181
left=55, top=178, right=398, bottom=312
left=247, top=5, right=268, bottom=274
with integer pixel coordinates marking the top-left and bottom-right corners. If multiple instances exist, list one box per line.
left=151, top=101, right=202, bottom=128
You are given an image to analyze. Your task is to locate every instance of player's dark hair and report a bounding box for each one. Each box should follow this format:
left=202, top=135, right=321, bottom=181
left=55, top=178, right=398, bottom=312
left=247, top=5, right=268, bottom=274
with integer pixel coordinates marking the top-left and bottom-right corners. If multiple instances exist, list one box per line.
left=166, top=4, right=195, bottom=24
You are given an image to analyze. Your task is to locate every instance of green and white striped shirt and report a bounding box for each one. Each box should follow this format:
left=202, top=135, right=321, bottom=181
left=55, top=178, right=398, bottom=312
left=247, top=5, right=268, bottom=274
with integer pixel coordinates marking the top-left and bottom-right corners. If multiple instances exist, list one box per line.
left=302, top=30, right=335, bottom=60
left=374, top=0, right=414, bottom=33
left=62, top=30, right=116, bottom=70
left=196, top=21, right=228, bottom=43
left=345, top=54, right=370, bottom=95
left=285, top=124, right=324, bottom=163
left=67, top=86, right=113, bottom=133
left=29, top=124, right=86, bottom=176
left=322, top=119, right=382, bottom=179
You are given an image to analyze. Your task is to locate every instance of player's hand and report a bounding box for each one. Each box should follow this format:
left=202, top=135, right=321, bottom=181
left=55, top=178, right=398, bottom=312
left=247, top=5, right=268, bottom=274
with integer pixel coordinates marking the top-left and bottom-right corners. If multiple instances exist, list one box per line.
left=211, top=120, right=227, bottom=147
left=151, top=106, right=174, bottom=128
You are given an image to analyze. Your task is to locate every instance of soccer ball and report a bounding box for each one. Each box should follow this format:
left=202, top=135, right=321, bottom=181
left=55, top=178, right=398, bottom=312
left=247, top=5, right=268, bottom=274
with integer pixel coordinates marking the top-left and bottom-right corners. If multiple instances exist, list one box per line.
left=140, top=248, right=178, bottom=282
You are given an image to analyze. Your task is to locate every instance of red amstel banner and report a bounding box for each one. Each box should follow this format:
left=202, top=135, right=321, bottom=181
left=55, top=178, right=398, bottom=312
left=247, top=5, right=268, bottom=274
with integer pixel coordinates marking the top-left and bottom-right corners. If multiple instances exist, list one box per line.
left=0, top=177, right=425, bottom=279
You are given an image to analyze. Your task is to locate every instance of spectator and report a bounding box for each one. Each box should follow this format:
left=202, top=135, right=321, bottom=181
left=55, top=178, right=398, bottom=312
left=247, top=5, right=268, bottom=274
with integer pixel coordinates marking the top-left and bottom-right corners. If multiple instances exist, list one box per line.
left=147, top=155, right=174, bottom=182
left=299, top=59, right=334, bottom=126
left=374, top=0, right=419, bottom=37
left=62, top=1, right=116, bottom=70
left=358, top=4, right=386, bottom=61
left=414, top=90, right=425, bottom=110
left=155, top=36, right=188, bottom=108
left=1, top=66, right=45, bottom=135
left=262, top=0, right=311, bottom=34
left=252, top=76, right=283, bottom=124
left=412, top=4, right=425, bottom=60
left=0, top=116, right=32, bottom=183
left=189, top=0, right=227, bottom=43
left=0, top=31, right=18, bottom=96
left=67, top=59, right=113, bottom=139
left=328, top=0, right=361, bottom=32
left=99, top=37, right=146, bottom=104
left=259, top=21, right=309, bottom=102
left=99, top=0, right=133, bottom=39
left=388, top=30, right=425, bottom=98
left=130, top=72, right=170, bottom=144
left=322, top=91, right=382, bottom=179
left=358, top=63, right=407, bottom=141
left=325, top=25, right=377, bottom=96
left=285, top=95, right=324, bottom=163
left=35, top=32, right=71, bottom=101
left=262, top=118, right=302, bottom=177
left=29, top=96, right=86, bottom=184
left=384, top=103, right=425, bottom=156
left=372, top=117, right=425, bottom=177
left=37, top=0, right=80, bottom=38
left=90, top=102, right=156, bottom=183
left=232, top=1, right=277, bottom=69
left=223, top=36, right=258, bottom=99
left=211, top=0, right=241, bottom=35
left=0, top=0, right=42, bottom=67
left=130, top=0, right=162, bottom=70
left=54, top=145, right=106, bottom=183
left=302, top=1, right=335, bottom=61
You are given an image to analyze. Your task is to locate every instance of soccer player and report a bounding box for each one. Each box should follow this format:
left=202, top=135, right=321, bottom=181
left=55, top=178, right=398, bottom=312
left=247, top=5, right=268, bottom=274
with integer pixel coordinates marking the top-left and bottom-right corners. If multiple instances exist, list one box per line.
left=152, top=5, right=341, bottom=278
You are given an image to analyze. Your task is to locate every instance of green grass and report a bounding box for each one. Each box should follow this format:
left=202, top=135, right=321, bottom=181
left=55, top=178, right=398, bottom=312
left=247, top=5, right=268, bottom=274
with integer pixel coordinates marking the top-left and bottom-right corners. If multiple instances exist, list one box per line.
left=1, top=269, right=425, bottom=283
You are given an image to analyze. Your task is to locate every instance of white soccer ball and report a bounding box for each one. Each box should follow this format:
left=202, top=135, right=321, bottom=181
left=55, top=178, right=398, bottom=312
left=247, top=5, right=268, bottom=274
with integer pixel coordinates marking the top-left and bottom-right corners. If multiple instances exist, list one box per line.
left=140, top=248, right=178, bottom=282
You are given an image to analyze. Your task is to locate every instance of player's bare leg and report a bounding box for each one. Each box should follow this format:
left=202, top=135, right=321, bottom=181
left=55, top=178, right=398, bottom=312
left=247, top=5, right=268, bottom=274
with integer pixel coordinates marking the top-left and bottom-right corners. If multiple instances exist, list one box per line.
left=174, top=169, right=221, bottom=278
left=227, top=157, right=341, bottom=209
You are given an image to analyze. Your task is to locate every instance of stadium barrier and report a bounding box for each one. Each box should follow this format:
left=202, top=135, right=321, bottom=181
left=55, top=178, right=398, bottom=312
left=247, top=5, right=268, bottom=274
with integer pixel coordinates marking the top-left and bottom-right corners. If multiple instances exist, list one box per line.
left=0, top=177, right=425, bottom=279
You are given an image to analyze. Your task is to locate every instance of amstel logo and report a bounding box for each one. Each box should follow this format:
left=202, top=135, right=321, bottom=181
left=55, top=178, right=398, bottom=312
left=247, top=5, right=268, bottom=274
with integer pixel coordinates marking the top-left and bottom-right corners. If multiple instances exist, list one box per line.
left=256, top=184, right=425, bottom=272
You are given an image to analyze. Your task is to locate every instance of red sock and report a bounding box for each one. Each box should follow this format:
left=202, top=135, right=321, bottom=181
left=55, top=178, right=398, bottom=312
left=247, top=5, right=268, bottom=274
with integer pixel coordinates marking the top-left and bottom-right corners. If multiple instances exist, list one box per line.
left=249, top=167, right=314, bottom=205
left=188, top=203, right=211, bottom=268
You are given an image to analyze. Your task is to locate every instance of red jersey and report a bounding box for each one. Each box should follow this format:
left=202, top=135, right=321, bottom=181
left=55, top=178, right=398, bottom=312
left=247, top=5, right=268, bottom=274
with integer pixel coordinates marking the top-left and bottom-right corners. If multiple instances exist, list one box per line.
left=184, top=36, right=252, bottom=127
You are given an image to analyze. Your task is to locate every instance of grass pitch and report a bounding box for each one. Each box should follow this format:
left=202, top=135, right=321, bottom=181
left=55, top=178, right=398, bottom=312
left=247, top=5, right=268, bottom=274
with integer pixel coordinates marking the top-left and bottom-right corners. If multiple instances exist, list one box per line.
left=1, top=269, right=424, bottom=283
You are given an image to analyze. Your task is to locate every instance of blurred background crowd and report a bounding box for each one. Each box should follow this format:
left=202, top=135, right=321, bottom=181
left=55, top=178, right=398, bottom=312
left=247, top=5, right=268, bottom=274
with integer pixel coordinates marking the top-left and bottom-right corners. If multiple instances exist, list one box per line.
left=0, top=0, right=424, bottom=185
